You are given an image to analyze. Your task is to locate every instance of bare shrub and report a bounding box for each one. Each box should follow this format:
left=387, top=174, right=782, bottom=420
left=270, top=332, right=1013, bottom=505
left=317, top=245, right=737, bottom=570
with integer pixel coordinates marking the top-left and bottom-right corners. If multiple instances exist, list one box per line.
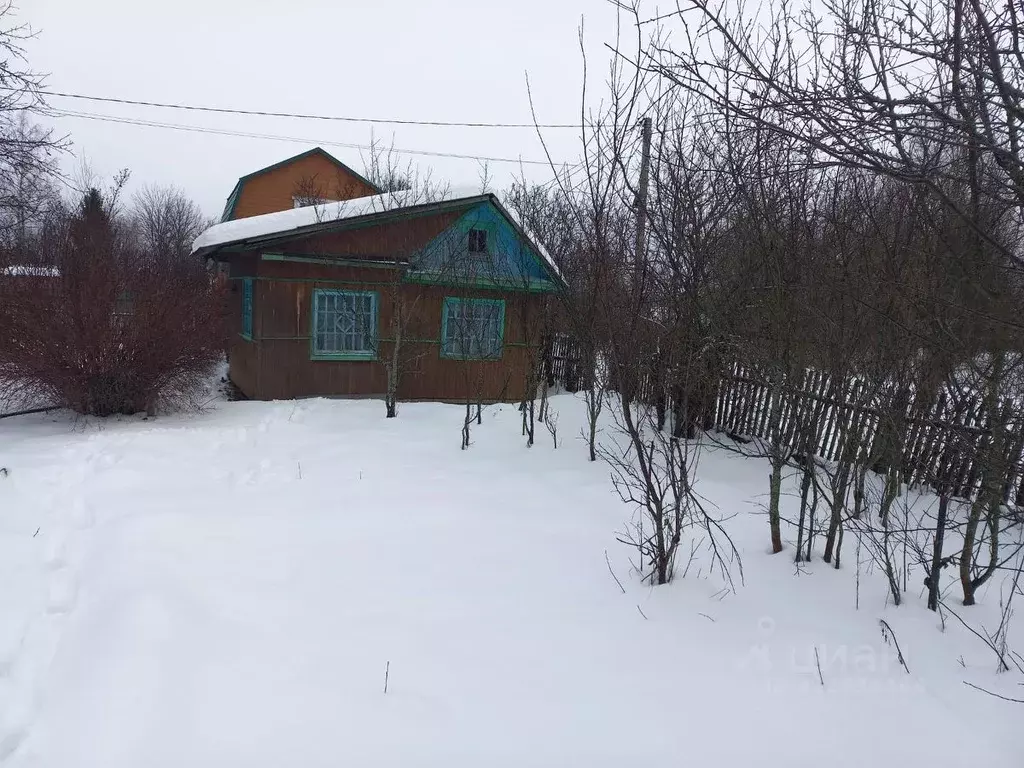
left=0, top=188, right=226, bottom=416
left=544, top=406, right=559, bottom=449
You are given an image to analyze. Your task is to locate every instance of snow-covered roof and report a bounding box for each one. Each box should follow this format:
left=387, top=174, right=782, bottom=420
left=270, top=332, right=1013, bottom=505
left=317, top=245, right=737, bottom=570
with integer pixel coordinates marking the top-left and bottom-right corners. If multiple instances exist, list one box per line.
left=194, top=185, right=485, bottom=254
left=1, top=265, right=60, bottom=277
left=192, top=184, right=563, bottom=283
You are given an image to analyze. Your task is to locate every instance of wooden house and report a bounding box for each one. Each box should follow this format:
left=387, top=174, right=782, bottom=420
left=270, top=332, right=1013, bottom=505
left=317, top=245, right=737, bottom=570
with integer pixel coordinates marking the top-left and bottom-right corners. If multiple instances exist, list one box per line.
left=194, top=158, right=562, bottom=403
left=220, top=147, right=381, bottom=222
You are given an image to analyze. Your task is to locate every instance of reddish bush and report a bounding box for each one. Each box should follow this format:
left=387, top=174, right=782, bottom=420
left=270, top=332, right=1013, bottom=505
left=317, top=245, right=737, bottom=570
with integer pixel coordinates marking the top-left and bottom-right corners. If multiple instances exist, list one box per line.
left=0, top=189, right=226, bottom=416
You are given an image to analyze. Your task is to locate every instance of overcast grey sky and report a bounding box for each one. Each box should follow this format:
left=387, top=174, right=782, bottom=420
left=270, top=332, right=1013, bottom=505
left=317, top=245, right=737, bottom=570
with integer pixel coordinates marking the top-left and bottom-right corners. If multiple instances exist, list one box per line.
left=27, top=1, right=623, bottom=217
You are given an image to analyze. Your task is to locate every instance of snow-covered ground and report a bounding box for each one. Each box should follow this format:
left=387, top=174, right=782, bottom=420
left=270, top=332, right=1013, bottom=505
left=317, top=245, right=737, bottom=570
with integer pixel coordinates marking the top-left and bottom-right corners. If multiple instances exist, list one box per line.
left=0, top=394, right=1021, bottom=766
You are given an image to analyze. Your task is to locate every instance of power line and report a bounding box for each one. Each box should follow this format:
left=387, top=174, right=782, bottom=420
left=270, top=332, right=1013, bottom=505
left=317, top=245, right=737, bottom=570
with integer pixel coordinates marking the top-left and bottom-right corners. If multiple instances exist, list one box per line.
left=50, top=108, right=572, bottom=168
left=38, top=89, right=579, bottom=130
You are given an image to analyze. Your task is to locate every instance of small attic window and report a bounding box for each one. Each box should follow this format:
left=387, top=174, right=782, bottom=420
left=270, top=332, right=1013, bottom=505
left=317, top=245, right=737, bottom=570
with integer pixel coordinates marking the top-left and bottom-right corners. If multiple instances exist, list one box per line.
left=468, top=228, right=488, bottom=254
left=293, top=196, right=339, bottom=209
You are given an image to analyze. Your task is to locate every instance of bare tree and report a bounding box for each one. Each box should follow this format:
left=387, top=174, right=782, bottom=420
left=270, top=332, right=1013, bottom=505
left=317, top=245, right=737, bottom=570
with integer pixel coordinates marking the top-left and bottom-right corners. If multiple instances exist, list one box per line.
left=512, top=181, right=613, bottom=460
left=648, top=0, right=1024, bottom=260
left=0, top=112, right=61, bottom=255
left=362, top=132, right=415, bottom=194
left=130, top=185, right=210, bottom=264
left=619, top=0, right=1024, bottom=612
left=367, top=153, right=444, bottom=419
left=0, top=6, right=66, bottom=244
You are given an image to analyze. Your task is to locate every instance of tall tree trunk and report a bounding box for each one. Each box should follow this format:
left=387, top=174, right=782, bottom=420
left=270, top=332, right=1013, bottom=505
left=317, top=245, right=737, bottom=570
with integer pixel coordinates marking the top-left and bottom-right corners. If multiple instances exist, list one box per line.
left=585, top=361, right=602, bottom=462
left=927, top=493, right=950, bottom=611
left=795, top=462, right=811, bottom=562
left=588, top=407, right=598, bottom=461
left=878, top=466, right=900, bottom=527
left=832, top=508, right=844, bottom=570
left=961, top=492, right=987, bottom=607
left=960, top=358, right=1006, bottom=606
left=385, top=292, right=403, bottom=418
left=806, top=470, right=818, bottom=561
left=769, top=457, right=785, bottom=554
left=527, top=398, right=536, bottom=446
left=853, top=464, right=867, bottom=520
left=824, top=459, right=852, bottom=562
left=767, top=373, right=786, bottom=554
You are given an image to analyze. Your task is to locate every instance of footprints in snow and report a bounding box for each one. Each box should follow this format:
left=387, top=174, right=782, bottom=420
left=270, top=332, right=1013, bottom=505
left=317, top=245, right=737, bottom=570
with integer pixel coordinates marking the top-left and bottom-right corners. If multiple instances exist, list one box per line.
left=45, top=576, right=78, bottom=616
left=42, top=529, right=68, bottom=572
left=0, top=446, right=99, bottom=763
left=44, top=499, right=90, bottom=615
left=70, top=497, right=94, bottom=531
left=0, top=619, right=27, bottom=680
left=0, top=728, right=26, bottom=763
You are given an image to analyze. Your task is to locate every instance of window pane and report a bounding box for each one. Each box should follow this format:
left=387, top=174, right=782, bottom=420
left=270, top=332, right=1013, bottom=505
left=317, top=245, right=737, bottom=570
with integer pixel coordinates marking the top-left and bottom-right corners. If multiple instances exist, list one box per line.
left=313, top=290, right=376, bottom=356
left=442, top=299, right=502, bottom=358
left=445, top=301, right=459, bottom=356
left=468, top=228, right=488, bottom=253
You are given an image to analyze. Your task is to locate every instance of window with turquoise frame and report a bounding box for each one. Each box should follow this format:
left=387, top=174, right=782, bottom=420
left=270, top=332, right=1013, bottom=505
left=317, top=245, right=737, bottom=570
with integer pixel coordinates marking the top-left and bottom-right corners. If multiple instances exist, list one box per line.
left=241, top=278, right=254, bottom=340
left=467, top=228, right=489, bottom=254
left=441, top=297, right=504, bottom=359
left=311, top=289, right=378, bottom=360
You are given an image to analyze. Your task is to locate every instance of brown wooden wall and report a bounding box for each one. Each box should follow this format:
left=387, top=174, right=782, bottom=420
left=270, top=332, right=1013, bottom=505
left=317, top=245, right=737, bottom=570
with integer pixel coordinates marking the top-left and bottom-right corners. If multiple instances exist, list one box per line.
left=231, top=153, right=378, bottom=220
left=225, top=253, right=260, bottom=397
left=274, top=209, right=463, bottom=259
left=226, top=250, right=547, bottom=404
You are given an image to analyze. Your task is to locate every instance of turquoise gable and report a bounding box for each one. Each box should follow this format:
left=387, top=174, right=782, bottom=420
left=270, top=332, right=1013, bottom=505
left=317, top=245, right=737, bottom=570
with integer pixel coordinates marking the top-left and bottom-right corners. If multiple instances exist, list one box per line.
left=408, top=202, right=558, bottom=292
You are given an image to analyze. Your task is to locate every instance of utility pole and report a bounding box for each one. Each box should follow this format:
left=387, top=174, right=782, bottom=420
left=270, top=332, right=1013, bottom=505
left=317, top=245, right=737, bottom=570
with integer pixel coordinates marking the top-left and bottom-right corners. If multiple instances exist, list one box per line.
left=620, top=116, right=654, bottom=407
left=634, top=116, right=653, bottom=287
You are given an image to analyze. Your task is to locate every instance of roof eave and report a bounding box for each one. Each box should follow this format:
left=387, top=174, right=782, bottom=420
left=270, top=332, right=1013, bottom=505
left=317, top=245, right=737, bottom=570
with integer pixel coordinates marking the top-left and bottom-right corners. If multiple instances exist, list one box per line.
left=485, top=196, right=567, bottom=290
left=199, top=193, right=566, bottom=292
left=197, top=193, right=494, bottom=259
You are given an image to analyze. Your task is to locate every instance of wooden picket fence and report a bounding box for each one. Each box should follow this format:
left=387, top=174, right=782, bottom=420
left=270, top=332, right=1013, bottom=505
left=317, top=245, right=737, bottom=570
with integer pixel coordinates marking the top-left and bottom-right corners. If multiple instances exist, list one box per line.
left=546, top=333, right=588, bottom=393
left=547, top=343, right=1024, bottom=504
left=712, top=362, right=1024, bottom=503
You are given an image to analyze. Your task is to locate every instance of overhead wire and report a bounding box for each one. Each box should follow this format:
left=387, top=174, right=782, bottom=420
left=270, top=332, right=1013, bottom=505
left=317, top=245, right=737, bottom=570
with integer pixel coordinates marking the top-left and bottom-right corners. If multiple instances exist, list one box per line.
left=36, top=89, right=579, bottom=130
left=49, top=108, right=575, bottom=168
